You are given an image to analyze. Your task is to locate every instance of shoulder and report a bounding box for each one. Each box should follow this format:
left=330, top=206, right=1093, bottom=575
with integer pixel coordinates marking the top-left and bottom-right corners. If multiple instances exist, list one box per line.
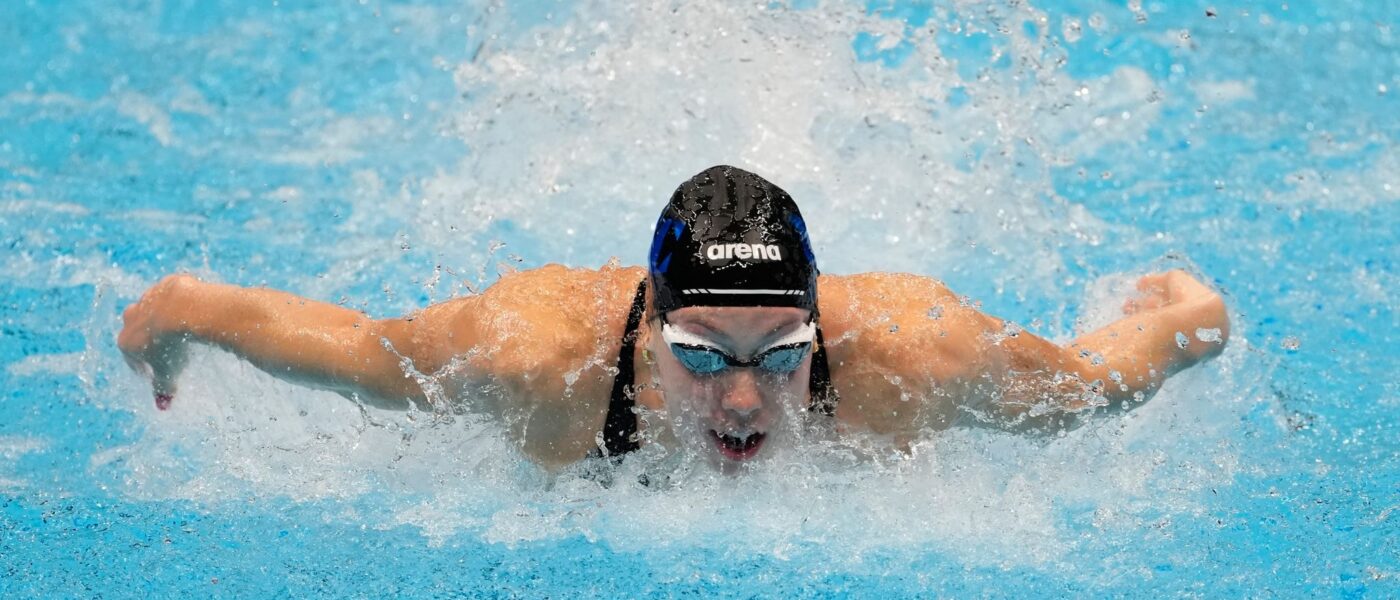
left=470, top=263, right=645, bottom=371
left=816, top=272, right=977, bottom=345
left=446, top=264, right=646, bottom=466
left=816, top=272, right=997, bottom=382
left=817, top=272, right=959, bottom=311
left=479, top=263, right=639, bottom=310
left=813, top=272, right=1009, bottom=435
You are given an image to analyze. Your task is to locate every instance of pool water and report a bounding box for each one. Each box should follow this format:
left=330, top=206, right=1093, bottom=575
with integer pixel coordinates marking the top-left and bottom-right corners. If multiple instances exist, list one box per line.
left=2, top=0, right=1397, bottom=596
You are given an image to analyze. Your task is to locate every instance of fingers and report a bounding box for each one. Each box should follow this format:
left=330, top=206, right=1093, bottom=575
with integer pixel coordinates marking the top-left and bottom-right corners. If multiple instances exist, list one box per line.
left=1135, top=272, right=1168, bottom=293
left=153, top=370, right=179, bottom=411
left=122, top=274, right=198, bottom=411
left=1130, top=270, right=1220, bottom=315
left=122, top=353, right=152, bottom=378
left=1166, top=270, right=1212, bottom=299
left=1127, top=273, right=1170, bottom=314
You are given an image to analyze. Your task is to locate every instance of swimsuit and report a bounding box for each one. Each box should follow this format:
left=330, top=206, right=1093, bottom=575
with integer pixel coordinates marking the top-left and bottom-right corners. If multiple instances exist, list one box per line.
left=599, top=280, right=839, bottom=456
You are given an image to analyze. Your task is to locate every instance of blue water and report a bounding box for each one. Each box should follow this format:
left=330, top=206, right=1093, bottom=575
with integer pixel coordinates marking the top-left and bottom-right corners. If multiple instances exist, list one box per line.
left=2, top=0, right=1397, bottom=596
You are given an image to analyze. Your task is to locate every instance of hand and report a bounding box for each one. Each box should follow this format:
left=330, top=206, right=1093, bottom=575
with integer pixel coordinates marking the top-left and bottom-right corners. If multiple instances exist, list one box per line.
left=1122, top=269, right=1221, bottom=315
left=118, top=274, right=196, bottom=409
left=1123, top=269, right=1230, bottom=359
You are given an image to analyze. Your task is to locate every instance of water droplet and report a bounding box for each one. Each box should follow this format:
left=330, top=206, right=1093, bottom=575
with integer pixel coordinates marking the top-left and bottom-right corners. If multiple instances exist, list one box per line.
left=1062, top=18, right=1083, bottom=43
left=1175, top=332, right=1190, bottom=348
left=1195, top=328, right=1222, bottom=343
left=1282, top=336, right=1300, bottom=351
left=926, top=306, right=943, bottom=320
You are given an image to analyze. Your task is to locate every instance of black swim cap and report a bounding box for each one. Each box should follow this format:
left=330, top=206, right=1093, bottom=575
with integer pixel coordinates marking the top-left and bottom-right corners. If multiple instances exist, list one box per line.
left=648, top=165, right=819, bottom=314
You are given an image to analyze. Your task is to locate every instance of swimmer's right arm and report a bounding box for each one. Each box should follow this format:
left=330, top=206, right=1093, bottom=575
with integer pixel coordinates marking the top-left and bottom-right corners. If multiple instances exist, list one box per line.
left=117, top=274, right=477, bottom=410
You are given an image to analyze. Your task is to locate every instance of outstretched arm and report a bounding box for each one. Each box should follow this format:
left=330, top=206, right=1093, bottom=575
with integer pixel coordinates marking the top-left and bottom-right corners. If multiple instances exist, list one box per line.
left=117, top=274, right=476, bottom=410
left=981, top=270, right=1230, bottom=429
left=118, top=265, right=641, bottom=467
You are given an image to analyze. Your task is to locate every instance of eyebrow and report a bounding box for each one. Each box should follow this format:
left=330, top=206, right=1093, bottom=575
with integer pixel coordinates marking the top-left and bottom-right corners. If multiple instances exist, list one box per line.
left=678, top=317, right=807, bottom=348
left=685, top=319, right=731, bottom=342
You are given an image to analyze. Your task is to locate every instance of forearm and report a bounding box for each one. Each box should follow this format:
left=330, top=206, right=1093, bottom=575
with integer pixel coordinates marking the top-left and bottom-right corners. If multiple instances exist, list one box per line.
left=1066, top=294, right=1229, bottom=404
left=160, top=279, right=420, bottom=402
left=976, top=270, right=1229, bottom=429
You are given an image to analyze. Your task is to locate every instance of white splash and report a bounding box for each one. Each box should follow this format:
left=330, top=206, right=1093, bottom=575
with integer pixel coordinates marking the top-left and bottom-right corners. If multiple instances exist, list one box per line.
left=0, top=436, right=47, bottom=491
left=1270, top=146, right=1400, bottom=210
left=7, top=352, right=85, bottom=378
left=62, top=0, right=1265, bottom=575
left=115, top=92, right=176, bottom=147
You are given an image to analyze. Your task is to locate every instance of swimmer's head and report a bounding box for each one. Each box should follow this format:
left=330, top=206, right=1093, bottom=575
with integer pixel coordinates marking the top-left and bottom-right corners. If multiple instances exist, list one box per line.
left=647, top=165, right=819, bottom=316
left=644, top=166, right=820, bottom=470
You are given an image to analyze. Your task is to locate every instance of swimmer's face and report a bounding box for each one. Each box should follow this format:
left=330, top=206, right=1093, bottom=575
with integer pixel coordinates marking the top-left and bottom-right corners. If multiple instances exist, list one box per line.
left=647, top=306, right=814, bottom=472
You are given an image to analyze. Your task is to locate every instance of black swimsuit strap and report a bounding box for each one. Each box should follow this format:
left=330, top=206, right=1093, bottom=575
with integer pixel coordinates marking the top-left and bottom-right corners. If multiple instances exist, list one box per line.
left=807, top=323, right=838, bottom=416
left=600, top=279, right=649, bottom=456
left=599, top=279, right=841, bottom=457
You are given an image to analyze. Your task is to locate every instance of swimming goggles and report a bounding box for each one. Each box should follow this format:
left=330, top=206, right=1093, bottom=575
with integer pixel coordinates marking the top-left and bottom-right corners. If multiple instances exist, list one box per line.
left=660, top=320, right=815, bottom=375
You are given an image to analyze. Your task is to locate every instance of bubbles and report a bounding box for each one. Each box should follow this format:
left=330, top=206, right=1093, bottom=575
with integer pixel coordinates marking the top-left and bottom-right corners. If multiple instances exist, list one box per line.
left=404, top=0, right=1142, bottom=293
left=1062, top=17, right=1083, bottom=44
left=18, top=0, right=1272, bottom=583
left=0, top=436, right=47, bottom=492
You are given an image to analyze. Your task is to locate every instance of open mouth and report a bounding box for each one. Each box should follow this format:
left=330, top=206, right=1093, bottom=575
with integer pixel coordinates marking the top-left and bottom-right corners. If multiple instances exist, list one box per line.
left=710, top=430, right=766, bottom=461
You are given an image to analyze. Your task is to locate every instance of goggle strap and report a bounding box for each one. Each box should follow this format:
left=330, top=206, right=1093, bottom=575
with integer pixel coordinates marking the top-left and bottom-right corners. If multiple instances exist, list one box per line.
left=659, top=321, right=816, bottom=355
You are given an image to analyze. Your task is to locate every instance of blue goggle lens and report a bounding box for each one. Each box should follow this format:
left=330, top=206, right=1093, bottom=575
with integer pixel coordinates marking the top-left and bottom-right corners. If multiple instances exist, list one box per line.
left=668, top=343, right=811, bottom=375
left=670, top=345, right=731, bottom=374
left=757, top=344, right=809, bottom=372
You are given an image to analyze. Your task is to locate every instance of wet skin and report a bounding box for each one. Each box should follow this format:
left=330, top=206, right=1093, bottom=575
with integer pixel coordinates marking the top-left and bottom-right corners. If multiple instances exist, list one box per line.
left=639, top=305, right=814, bottom=472
left=118, top=264, right=1230, bottom=470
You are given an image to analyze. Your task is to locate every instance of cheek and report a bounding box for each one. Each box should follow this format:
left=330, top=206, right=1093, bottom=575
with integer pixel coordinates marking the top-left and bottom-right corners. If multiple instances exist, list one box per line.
left=773, top=364, right=812, bottom=404
left=653, top=352, right=714, bottom=405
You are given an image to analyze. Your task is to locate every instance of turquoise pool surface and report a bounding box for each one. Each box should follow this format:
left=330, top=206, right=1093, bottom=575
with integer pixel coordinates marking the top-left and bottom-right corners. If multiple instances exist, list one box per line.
left=2, top=0, right=1397, bottom=596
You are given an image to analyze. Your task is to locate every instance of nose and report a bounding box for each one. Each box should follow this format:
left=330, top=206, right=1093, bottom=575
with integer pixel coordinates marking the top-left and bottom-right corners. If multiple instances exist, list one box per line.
left=719, top=369, right=764, bottom=417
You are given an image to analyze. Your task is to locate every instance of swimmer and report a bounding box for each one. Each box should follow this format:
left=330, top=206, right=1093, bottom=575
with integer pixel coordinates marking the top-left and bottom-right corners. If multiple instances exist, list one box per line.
left=118, top=165, right=1230, bottom=471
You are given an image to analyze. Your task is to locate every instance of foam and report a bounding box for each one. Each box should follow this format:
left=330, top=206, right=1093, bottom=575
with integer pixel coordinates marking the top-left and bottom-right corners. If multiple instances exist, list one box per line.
left=0, top=436, right=47, bottom=492
left=115, top=92, right=176, bottom=147
left=6, top=352, right=85, bottom=378
left=403, top=0, right=1137, bottom=289
left=93, top=317, right=1252, bottom=569
left=1270, top=146, right=1400, bottom=210
left=65, top=0, right=1266, bottom=572
left=265, top=116, right=398, bottom=166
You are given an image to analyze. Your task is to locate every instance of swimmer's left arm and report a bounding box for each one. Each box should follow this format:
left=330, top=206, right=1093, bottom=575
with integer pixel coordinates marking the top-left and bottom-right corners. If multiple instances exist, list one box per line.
left=976, top=270, right=1230, bottom=430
